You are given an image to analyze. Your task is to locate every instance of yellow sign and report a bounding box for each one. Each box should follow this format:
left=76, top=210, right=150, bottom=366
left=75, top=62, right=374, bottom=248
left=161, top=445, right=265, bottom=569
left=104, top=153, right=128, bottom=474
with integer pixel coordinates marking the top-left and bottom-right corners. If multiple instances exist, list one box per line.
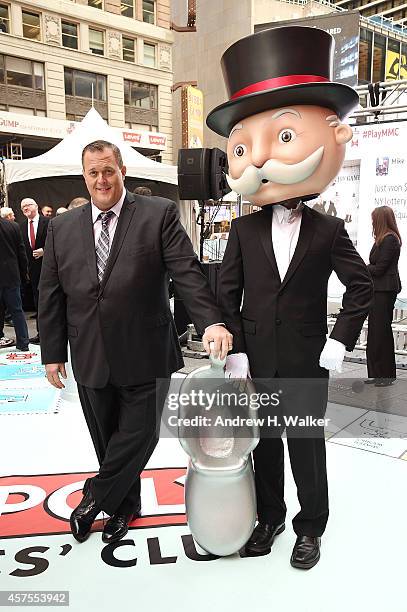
left=386, top=49, right=407, bottom=81
left=181, top=86, right=204, bottom=148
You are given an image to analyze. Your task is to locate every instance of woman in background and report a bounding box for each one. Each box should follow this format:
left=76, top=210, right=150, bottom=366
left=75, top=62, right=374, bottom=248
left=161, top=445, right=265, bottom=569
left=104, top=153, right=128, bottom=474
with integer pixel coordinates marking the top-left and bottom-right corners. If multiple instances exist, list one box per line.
left=366, top=206, right=402, bottom=387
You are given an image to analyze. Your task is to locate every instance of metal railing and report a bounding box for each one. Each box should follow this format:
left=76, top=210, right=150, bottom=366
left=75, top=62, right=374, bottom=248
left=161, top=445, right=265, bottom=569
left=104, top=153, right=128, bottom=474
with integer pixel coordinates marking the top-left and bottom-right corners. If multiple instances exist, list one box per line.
left=278, top=0, right=407, bottom=37
left=328, top=312, right=407, bottom=356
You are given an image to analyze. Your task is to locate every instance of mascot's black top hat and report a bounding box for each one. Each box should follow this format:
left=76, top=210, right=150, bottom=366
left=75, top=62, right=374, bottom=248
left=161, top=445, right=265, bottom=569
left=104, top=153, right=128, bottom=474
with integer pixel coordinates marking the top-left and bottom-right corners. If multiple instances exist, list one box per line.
left=206, top=26, right=359, bottom=137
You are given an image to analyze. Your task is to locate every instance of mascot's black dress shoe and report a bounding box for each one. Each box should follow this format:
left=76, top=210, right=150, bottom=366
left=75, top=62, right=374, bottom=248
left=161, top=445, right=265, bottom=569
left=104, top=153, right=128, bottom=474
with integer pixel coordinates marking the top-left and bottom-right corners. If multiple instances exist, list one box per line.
left=290, top=536, right=321, bottom=569
left=102, top=503, right=141, bottom=544
left=70, top=488, right=100, bottom=543
left=244, top=522, right=285, bottom=555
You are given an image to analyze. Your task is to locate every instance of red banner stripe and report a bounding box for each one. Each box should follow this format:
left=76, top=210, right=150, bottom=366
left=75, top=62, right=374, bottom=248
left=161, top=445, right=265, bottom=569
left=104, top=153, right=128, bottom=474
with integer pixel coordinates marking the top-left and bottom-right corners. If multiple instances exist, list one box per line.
left=230, top=75, right=329, bottom=100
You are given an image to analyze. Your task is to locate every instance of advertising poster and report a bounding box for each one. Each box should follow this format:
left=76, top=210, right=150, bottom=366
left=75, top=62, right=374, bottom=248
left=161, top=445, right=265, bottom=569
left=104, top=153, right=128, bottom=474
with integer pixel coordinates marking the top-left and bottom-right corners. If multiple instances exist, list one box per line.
left=313, top=161, right=360, bottom=247
left=327, top=122, right=407, bottom=303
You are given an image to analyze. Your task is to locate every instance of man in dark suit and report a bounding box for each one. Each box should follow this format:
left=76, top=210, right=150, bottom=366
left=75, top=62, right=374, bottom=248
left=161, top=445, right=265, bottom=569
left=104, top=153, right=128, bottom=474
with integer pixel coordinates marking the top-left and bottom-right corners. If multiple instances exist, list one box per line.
left=207, top=27, right=373, bottom=569
left=39, top=140, right=232, bottom=544
left=20, top=198, right=49, bottom=344
left=0, top=216, right=30, bottom=351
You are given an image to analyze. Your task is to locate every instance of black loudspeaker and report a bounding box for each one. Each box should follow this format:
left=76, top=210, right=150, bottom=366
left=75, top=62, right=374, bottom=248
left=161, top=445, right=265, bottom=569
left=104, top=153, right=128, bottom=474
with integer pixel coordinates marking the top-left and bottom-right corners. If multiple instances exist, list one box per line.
left=178, top=148, right=212, bottom=200
left=210, top=148, right=231, bottom=200
left=178, top=148, right=231, bottom=200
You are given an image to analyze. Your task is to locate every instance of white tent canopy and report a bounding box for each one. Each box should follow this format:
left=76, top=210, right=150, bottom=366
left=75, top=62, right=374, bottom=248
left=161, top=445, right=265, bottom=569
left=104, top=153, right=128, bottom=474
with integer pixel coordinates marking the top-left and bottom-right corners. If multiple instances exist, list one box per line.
left=3, top=108, right=177, bottom=185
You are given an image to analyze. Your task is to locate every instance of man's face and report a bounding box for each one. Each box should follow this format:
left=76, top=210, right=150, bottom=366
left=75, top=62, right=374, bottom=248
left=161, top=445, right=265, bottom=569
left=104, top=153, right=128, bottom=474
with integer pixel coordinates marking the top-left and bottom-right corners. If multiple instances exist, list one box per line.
left=226, top=105, right=352, bottom=206
left=82, top=148, right=126, bottom=211
left=21, top=201, right=38, bottom=220
left=42, top=206, right=53, bottom=217
left=7, top=211, right=15, bottom=221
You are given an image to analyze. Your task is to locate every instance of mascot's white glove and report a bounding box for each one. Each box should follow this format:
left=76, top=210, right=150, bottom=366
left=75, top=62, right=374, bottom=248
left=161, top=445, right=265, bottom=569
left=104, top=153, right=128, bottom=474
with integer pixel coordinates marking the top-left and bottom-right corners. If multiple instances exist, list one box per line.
left=319, top=337, right=346, bottom=373
left=225, top=353, right=251, bottom=379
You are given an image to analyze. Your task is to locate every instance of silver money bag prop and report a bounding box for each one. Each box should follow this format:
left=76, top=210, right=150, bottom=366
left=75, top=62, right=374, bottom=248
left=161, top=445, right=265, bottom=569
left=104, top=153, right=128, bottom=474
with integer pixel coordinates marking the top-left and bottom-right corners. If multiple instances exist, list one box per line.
left=178, top=353, right=259, bottom=556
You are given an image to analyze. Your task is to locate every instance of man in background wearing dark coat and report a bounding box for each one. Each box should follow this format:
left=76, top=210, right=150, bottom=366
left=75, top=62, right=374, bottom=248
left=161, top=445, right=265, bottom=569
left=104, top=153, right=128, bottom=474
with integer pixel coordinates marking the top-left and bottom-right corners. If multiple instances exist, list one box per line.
left=0, top=216, right=30, bottom=351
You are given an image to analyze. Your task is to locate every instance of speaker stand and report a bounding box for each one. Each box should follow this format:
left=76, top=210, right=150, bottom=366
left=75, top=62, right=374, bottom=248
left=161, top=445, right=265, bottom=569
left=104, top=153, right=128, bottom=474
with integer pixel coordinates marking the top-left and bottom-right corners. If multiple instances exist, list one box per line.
left=198, top=199, right=206, bottom=262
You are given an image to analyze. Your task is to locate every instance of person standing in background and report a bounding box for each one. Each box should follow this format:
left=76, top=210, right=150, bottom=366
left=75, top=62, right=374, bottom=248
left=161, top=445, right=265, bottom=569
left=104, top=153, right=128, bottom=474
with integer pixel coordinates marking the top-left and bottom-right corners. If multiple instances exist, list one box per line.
left=365, top=206, right=402, bottom=387
left=0, top=215, right=30, bottom=351
left=0, top=207, right=18, bottom=347
left=1, top=207, right=16, bottom=221
left=41, top=205, right=54, bottom=218
left=20, top=198, right=49, bottom=345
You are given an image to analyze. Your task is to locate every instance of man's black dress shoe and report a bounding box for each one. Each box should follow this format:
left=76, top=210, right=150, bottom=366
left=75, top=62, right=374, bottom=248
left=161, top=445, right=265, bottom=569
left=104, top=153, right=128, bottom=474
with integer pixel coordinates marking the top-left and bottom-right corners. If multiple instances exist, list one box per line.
left=244, top=522, right=285, bottom=555
left=70, top=489, right=100, bottom=543
left=290, top=535, right=321, bottom=569
left=375, top=378, right=396, bottom=387
left=102, top=503, right=141, bottom=544
left=364, top=378, right=377, bottom=384
left=29, top=335, right=40, bottom=345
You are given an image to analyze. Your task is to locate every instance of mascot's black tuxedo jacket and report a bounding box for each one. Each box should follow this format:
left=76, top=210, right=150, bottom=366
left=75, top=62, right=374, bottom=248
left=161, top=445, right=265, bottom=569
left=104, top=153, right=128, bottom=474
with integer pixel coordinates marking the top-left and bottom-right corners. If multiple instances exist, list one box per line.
left=39, top=192, right=222, bottom=388
left=219, top=205, right=373, bottom=378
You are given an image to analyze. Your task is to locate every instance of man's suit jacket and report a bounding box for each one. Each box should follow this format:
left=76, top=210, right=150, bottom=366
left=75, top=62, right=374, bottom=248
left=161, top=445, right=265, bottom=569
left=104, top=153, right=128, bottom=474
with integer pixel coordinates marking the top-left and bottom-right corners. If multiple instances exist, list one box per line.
left=38, top=192, right=222, bottom=388
left=0, top=218, right=28, bottom=289
left=219, top=205, right=373, bottom=378
left=368, top=234, right=401, bottom=293
left=21, top=215, right=49, bottom=286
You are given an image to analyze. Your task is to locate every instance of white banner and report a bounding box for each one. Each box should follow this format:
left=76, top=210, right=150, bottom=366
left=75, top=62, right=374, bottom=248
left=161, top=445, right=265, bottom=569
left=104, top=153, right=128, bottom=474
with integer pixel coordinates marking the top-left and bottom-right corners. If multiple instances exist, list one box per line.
left=0, top=111, right=167, bottom=151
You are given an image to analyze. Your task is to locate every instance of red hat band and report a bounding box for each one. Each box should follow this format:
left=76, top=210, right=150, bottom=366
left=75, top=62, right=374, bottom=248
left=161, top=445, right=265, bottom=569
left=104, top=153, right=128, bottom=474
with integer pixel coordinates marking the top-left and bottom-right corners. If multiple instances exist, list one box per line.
left=230, top=74, right=330, bottom=101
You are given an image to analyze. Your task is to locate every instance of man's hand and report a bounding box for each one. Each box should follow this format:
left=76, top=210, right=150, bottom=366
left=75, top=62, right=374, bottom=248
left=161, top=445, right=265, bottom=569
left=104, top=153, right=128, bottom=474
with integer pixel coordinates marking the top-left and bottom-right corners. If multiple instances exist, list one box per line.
left=202, top=325, right=233, bottom=360
left=45, top=363, right=67, bottom=389
left=33, top=248, right=44, bottom=259
left=319, top=337, right=346, bottom=373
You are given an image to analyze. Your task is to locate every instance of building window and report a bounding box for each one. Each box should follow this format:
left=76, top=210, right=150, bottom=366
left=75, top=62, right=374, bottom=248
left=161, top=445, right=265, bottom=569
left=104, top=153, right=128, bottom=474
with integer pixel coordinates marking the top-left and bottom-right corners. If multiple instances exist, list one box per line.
left=89, top=28, right=104, bottom=55
left=22, top=10, right=41, bottom=41
left=121, top=0, right=134, bottom=18
left=402, top=43, right=407, bottom=81
left=4, top=56, right=44, bottom=89
left=122, top=37, right=135, bottom=62
left=126, top=122, right=158, bottom=131
left=0, top=4, right=10, bottom=34
left=386, top=39, right=401, bottom=81
left=372, top=33, right=386, bottom=83
left=143, top=42, right=156, bottom=67
left=124, top=80, right=157, bottom=109
left=358, top=28, right=372, bottom=84
left=64, top=68, right=106, bottom=101
left=62, top=21, right=78, bottom=50
left=143, top=0, right=155, bottom=24
left=88, top=0, right=103, bottom=8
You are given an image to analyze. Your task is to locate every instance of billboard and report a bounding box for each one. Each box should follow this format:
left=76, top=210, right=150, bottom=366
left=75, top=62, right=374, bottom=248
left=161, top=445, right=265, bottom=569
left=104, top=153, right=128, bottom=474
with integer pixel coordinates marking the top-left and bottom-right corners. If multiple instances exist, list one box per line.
left=385, top=48, right=407, bottom=81
left=181, top=85, right=204, bottom=148
left=255, top=11, right=360, bottom=87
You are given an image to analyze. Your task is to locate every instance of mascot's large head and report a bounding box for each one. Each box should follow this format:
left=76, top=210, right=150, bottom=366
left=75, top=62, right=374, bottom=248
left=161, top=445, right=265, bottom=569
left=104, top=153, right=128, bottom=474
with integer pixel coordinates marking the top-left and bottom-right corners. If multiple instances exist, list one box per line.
left=206, top=26, right=359, bottom=206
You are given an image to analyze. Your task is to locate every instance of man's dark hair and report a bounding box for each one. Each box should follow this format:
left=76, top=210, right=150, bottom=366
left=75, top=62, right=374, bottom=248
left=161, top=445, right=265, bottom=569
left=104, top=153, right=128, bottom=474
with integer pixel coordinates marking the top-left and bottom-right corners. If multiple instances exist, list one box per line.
left=133, top=186, right=152, bottom=196
left=82, top=140, right=123, bottom=168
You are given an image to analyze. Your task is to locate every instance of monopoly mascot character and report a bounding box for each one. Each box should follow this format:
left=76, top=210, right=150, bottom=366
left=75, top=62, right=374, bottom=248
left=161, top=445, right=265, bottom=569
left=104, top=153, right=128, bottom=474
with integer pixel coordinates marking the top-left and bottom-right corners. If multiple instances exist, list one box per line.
left=207, top=26, right=373, bottom=569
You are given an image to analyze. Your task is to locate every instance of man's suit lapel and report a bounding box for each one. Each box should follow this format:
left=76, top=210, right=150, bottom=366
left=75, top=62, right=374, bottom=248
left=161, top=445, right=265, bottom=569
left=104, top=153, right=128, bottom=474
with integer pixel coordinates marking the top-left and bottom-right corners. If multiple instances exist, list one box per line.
left=37, top=216, right=47, bottom=246
left=279, top=206, right=315, bottom=292
left=99, top=193, right=137, bottom=294
left=79, top=203, right=99, bottom=289
left=257, top=210, right=281, bottom=283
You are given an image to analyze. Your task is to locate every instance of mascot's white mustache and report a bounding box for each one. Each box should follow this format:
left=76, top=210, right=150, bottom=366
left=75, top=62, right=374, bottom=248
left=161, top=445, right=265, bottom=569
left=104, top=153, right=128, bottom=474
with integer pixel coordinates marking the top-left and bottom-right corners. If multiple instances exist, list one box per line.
left=226, top=146, right=324, bottom=196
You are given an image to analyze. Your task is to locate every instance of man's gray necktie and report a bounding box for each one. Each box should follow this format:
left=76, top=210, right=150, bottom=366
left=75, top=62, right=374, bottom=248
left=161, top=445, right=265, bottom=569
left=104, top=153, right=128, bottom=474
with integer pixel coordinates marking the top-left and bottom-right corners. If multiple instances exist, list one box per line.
left=95, top=210, right=115, bottom=283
